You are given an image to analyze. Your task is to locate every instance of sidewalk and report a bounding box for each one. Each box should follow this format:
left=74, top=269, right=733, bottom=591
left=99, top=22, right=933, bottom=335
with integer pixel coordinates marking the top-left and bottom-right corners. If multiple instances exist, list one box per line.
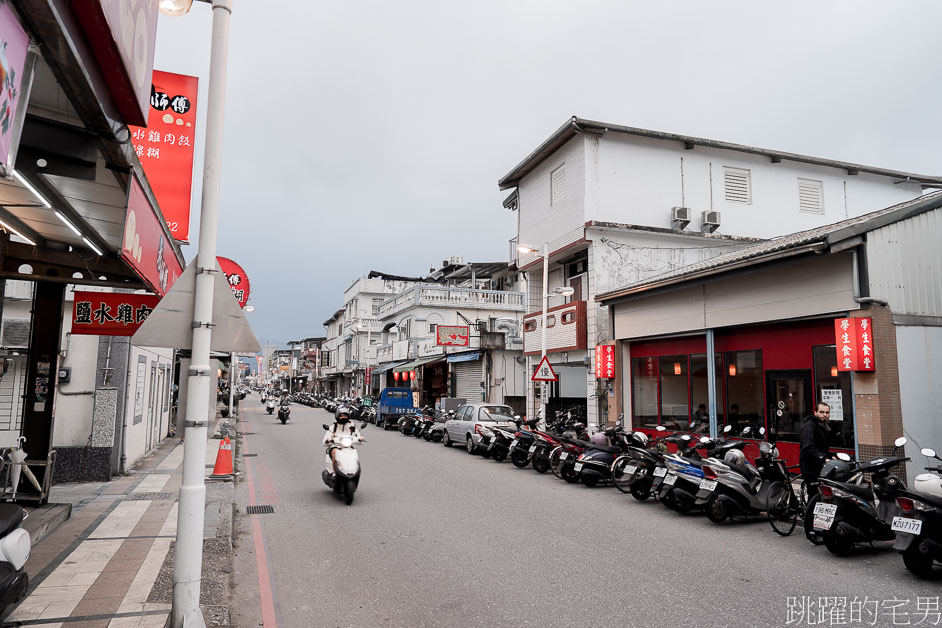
left=2, top=424, right=235, bottom=628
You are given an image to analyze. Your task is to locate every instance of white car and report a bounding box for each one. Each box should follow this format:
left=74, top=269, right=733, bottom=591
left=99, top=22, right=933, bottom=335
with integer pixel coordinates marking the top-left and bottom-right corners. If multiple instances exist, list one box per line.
left=442, top=403, right=518, bottom=453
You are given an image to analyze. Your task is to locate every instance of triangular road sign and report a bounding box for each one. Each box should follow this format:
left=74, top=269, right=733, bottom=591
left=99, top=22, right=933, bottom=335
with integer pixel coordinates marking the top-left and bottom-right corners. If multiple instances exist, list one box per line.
left=531, top=356, right=558, bottom=382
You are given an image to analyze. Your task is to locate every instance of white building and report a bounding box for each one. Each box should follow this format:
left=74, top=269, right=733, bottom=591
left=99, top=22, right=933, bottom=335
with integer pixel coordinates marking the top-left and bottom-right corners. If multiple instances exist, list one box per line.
left=499, top=116, right=938, bottom=428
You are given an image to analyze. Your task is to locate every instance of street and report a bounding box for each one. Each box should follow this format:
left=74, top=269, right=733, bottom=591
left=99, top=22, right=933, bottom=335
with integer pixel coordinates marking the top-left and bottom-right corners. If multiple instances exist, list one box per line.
left=230, top=403, right=939, bottom=628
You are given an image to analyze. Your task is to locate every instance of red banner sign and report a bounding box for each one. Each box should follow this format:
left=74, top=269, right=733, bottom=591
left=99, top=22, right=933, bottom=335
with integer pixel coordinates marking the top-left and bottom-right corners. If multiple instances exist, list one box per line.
left=121, top=175, right=183, bottom=296
left=595, top=345, right=615, bottom=379
left=436, top=325, right=469, bottom=346
left=217, top=256, right=250, bottom=308
left=71, top=292, right=160, bottom=336
left=128, top=70, right=198, bottom=242
left=835, top=317, right=875, bottom=372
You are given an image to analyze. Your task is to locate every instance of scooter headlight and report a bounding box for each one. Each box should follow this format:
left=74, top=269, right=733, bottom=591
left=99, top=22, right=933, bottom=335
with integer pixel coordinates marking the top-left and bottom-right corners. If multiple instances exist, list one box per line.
left=340, top=437, right=354, bottom=448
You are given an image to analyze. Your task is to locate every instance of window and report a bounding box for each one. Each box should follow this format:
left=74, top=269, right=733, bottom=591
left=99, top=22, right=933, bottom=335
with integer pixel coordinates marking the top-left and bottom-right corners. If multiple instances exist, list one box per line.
left=631, top=357, right=659, bottom=427
left=798, top=178, right=824, bottom=214
left=561, top=311, right=575, bottom=324
left=813, top=345, right=854, bottom=449
left=524, top=320, right=537, bottom=332
left=689, top=354, right=723, bottom=434
left=429, top=323, right=437, bottom=336
left=723, top=166, right=752, bottom=204
left=660, top=356, right=690, bottom=431
left=546, top=315, right=556, bottom=329
left=372, top=298, right=384, bottom=316
left=725, top=350, right=763, bottom=434
left=551, top=164, right=566, bottom=206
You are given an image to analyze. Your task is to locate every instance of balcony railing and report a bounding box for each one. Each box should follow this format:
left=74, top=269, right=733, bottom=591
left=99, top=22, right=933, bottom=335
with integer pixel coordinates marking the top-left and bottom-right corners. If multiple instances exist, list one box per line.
left=509, top=236, right=518, bottom=265
left=378, top=285, right=525, bottom=317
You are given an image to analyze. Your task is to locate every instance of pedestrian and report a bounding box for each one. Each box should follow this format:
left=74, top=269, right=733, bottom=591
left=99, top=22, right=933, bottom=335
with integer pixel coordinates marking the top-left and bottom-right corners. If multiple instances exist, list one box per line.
left=692, top=403, right=709, bottom=433
left=799, top=401, right=832, bottom=498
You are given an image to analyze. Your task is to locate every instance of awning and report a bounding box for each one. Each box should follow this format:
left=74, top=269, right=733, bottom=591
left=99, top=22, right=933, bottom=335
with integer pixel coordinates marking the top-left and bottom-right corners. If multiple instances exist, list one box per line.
left=394, top=355, right=446, bottom=372
left=371, top=361, right=408, bottom=375
left=447, top=351, right=481, bottom=364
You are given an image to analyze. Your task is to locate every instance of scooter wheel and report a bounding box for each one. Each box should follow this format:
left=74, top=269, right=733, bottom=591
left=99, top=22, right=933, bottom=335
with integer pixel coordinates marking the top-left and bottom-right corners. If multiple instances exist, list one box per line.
left=492, top=448, right=507, bottom=462
left=280, top=417, right=287, bottom=424
left=510, top=449, right=529, bottom=468
left=824, top=518, right=854, bottom=556
left=706, top=495, right=729, bottom=523
left=582, top=474, right=599, bottom=488
left=532, top=455, right=550, bottom=474
left=902, top=543, right=936, bottom=578
left=343, top=479, right=355, bottom=505
left=561, top=463, right=579, bottom=483
left=630, top=482, right=651, bottom=501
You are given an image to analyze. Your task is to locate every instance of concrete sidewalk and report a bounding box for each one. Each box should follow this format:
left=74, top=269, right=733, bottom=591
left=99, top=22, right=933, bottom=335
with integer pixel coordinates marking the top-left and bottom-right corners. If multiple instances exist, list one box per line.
left=2, top=428, right=235, bottom=628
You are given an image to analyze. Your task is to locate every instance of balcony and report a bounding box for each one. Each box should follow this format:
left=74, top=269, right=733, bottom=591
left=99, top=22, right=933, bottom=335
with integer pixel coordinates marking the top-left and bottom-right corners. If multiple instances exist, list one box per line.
left=378, top=286, right=525, bottom=318
left=522, top=300, right=587, bottom=355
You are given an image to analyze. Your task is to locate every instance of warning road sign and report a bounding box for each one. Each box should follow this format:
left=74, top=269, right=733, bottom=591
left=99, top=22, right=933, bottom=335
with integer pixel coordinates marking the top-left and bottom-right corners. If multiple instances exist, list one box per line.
left=531, top=356, right=558, bottom=382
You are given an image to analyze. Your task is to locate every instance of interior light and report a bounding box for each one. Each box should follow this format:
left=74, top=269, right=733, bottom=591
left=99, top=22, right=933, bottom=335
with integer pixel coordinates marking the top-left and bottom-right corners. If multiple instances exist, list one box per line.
left=55, top=211, right=82, bottom=236
left=159, top=0, right=193, bottom=16
left=830, top=366, right=838, bottom=377
left=0, top=219, right=36, bottom=246
left=12, top=170, right=51, bottom=208
left=673, top=362, right=682, bottom=375
left=82, top=237, right=104, bottom=257
left=728, top=364, right=737, bottom=377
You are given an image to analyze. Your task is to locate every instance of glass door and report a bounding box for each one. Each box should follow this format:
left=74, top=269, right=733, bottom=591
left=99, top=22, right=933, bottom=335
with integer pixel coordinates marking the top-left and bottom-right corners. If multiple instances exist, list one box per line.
left=765, top=370, right=812, bottom=444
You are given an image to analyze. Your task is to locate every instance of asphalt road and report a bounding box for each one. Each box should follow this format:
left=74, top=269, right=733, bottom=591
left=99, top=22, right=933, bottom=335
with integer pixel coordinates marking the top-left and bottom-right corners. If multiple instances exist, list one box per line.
left=230, top=402, right=939, bottom=628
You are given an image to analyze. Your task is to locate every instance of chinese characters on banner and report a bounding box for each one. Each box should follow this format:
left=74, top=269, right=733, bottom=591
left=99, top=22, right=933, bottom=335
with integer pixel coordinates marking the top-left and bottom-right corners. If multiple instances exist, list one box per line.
left=70, top=292, right=160, bottom=336
left=834, top=317, right=875, bottom=372
left=121, top=176, right=183, bottom=296
left=595, top=345, right=615, bottom=379
left=127, top=70, right=198, bottom=242
left=217, top=257, right=251, bottom=308
left=436, top=325, right=469, bottom=346
left=365, top=367, right=372, bottom=385
left=645, top=356, right=656, bottom=378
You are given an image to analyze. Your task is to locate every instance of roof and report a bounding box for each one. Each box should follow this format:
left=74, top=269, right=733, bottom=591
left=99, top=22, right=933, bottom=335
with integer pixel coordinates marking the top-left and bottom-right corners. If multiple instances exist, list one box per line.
left=596, top=190, right=942, bottom=303
left=366, top=270, right=431, bottom=282
left=498, top=116, right=942, bottom=190
left=441, top=262, right=508, bottom=281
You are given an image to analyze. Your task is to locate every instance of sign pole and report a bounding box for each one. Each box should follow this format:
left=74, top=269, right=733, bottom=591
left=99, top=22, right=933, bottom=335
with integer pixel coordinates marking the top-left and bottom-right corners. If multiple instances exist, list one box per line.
left=228, top=352, right=236, bottom=418
left=540, top=243, right=548, bottom=424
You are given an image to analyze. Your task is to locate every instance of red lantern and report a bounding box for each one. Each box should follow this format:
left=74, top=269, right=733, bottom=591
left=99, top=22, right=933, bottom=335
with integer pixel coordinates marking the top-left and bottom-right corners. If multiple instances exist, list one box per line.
left=394, top=371, right=400, bottom=381
left=410, top=371, right=416, bottom=381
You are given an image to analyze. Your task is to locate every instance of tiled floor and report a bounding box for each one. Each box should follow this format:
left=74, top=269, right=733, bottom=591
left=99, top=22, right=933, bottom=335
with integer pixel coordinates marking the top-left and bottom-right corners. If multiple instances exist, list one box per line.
left=4, top=437, right=222, bottom=627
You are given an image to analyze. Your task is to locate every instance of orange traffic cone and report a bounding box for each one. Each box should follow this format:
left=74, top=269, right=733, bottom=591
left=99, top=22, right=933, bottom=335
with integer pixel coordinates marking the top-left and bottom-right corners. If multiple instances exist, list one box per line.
left=211, top=437, right=233, bottom=477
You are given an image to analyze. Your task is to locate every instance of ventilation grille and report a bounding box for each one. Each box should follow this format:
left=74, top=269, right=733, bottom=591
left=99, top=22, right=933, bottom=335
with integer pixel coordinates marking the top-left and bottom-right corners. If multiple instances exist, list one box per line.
left=247, top=505, right=275, bottom=514
left=798, top=178, right=824, bottom=214
left=1, top=319, right=30, bottom=349
left=551, top=164, right=566, bottom=206
left=723, top=167, right=751, bottom=204
left=126, top=492, right=175, bottom=501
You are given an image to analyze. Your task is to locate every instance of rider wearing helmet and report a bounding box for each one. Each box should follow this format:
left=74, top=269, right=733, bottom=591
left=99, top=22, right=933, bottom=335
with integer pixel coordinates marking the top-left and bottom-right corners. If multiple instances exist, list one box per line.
left=324, top=405, right=362, bottom=447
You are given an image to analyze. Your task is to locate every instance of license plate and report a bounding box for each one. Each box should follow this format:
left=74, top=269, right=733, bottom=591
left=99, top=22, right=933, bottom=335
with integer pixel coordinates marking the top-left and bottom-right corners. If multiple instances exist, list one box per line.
left=529, top=444, right=538, bottom=453
left=625, top=465, right=638, bottom=475
left=700, top=479, right=717, bottom=492
left=664, top=474, right=677, bottom=486
left=891, top=516, right=923, bottom=535
left=813, top=515, right=835, bottom=531
left=654, top=467, right=667, bottom=477
left=574, top=462, right=583, bottom=472
left=559, top=452, right=569, bottom=460
left=813, top=503, right=837, bottom=517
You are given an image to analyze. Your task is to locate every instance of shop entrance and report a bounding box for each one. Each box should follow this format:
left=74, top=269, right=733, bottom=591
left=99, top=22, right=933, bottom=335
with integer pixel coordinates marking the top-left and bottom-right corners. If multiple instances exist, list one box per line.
left=765, top=370, right=812, bottom=443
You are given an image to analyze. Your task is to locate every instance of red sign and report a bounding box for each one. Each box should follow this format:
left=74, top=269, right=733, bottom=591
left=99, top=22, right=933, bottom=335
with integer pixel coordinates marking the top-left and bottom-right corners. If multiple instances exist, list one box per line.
left=365, top=367, right=372, bottom=384
left=436, top=325, right=469, bottom=346
left=835, top=317, right=875, bottom=372
left=532, top=356, right=558, bottom=382
left=70, top=292, right=160, bottom=336
left=595, top=345, right=615, bottom=379
left=217, top=257, right=251, bottom=308
left=645, top=356, right=656, bottom=378
left=121, top=175, right=183, bottom=296
left=128, top=71, right=199, bottom=242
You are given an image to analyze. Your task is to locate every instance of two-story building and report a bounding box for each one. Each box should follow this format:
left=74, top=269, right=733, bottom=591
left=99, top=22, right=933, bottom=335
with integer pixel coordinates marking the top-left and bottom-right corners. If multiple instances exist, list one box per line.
left=500, top=116, right=937, bottom=429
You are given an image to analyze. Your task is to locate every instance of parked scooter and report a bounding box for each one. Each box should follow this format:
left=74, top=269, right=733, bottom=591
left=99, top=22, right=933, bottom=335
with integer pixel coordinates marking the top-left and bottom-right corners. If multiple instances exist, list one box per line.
left=266, top=398, right=277, bottom=415
left=321, top=422, right=367, bottom=505
left=0, top=503, right=30, bottom=615
left=277, top=400, right=291, bottom=424
left=893, top=446, right=942, bottom=577
left=612, top=426, right=670, bottom=500
left=659, top=426, right=745, bottom=513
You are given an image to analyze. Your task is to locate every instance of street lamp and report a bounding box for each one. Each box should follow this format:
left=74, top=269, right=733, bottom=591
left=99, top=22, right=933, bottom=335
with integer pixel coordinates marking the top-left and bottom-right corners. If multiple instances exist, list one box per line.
left=159, top=0, right=194, bottom=16
left=516, top=244, right=575, bottom=423
left=357, top=322, right=372, bottom=396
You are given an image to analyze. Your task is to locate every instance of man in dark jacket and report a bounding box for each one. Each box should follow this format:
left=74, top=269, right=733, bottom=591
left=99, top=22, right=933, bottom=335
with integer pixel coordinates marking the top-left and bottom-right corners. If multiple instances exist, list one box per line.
left=799, top=402, right=832, bottom=496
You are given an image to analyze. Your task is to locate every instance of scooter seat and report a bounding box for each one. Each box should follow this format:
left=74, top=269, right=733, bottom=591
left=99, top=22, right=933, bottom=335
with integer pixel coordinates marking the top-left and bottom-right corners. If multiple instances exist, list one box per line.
left=0, top=504, right=23, bottom=538
left=584, top=443, right=621, bottom=455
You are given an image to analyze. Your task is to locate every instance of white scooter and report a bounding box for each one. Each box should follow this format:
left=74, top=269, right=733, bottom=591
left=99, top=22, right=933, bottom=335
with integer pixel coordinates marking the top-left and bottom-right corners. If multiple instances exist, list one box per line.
left=321, top=422, right=366, bottom=505
left=266, top=398, right=277, bottom=415
left=0, top=503, right=30, bottom=615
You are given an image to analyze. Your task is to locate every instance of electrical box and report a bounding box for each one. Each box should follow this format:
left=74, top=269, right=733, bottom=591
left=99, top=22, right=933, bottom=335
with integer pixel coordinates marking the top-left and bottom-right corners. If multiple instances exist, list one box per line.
left=58, top=367, right=71, bottom=383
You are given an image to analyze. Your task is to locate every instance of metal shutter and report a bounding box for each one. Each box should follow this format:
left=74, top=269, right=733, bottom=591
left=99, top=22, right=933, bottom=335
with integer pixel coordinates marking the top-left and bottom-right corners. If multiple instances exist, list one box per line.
left=454, top=360, right=484, bottom=402
left=797, top=178, right=824, bottom=214
left=551, top=164, right=566, bottom=206
left=723, top=167, right=751, bottom=204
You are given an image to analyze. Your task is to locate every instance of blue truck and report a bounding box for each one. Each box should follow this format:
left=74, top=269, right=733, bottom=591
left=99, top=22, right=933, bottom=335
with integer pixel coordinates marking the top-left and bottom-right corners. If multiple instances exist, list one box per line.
left=376, top=387, right=417, bottom=429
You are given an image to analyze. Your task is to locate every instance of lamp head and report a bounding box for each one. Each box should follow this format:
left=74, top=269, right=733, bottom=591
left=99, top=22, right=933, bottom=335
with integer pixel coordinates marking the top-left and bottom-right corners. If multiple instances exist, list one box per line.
left=159, top=0, right=194, bottom=16
left=553, top=286, right=575, bottom=297
left=516, top=244, right=536, bottom=254
left=244, top=305, right=255, bottom=312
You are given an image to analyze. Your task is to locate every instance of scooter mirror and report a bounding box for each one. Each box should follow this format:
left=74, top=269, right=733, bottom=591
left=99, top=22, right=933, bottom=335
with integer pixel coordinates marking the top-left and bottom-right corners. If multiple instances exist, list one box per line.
left=656, top=426, right=667, bottom=432
left=894, top=436, right=907, bottom=448
left=759, top=427, right=766, bottom=435
left=699, top=436, right=711, bottom=443
left=322, top=424, right=330, bottom=430
left=921, top=448, right=937, bottom=458
left=689, top=421, right=696, bottom=429
left=836, top=452, right=851, bottom=461
left=742, top=427, right=751, bottom=435
left=681, top=434, right=691, bottom=441
left=514, top=415, right=520, bottom=420
left=723, top=425, right=732, bottom=433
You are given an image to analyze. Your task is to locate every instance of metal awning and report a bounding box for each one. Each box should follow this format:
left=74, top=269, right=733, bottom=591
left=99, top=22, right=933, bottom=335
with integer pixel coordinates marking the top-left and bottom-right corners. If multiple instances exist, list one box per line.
left=447, top=351, right=481, bottom=363
left=393, top=355, right=446, bottom=372
left=371, top=361, right=408, bottom=375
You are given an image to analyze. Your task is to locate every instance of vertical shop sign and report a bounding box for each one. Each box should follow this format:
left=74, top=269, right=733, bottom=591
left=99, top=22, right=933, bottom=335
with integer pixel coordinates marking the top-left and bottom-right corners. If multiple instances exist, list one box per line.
left=595, top=345, right=615, bottom=379
left=128, top=71, right=199, bottom=241
left=835, top=317, right=875, bottom=372
left=0, top=2, right=31, bottom=177
left=645, top=356, right=656, bottom=378
left=855, top=318, right=875, bottom=371
left=121, top=175, right=184, bottom=296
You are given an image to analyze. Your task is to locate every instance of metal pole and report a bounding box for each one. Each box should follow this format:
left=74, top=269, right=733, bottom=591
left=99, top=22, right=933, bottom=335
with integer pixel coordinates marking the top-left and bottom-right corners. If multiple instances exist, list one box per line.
left=172, top=2, right=231, bottom=627
left=540, top=243, right=548, bottom=423
left=228, top=352, right=235, bottom=418
left=706, top=329, right=717, bottom=439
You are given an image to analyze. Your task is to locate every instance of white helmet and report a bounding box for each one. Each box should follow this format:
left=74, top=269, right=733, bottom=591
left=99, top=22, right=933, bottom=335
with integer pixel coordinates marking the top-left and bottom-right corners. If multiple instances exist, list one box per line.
left=724, top=448, right=746, bottom=466
left=632, top=432, right=649, bottom=446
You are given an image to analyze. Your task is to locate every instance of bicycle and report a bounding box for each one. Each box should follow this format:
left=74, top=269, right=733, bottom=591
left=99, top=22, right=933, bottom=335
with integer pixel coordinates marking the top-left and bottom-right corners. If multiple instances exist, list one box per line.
left=765, top=462, right=824, bottom=544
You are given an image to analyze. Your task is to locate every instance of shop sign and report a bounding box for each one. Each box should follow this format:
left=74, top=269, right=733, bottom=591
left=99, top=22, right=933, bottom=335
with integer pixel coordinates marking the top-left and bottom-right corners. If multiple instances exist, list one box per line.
left=128, top=71, right=198, bottom=241
left=217, top=256, right=251, bottom=308
left=0, top=3, right=30, bottom=177
left=121, top=175, right=183, bottom=296
left=71, top=0, right=159, bottom=126
left=365, top=367, right=372, bottom=382
left=645, top=356, right=656, bottom=378
left=595, top=344, right=615, bottom=379
left=436, top=325, right=469, bottom=346
left=834, top=317, right=875, bottom=372
left=70, top=291, right=160, bottom=336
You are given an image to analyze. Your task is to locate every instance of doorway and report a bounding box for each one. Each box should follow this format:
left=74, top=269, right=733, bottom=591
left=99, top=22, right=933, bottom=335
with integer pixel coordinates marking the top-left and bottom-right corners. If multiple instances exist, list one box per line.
left=765, top=370, right=812, bottom=443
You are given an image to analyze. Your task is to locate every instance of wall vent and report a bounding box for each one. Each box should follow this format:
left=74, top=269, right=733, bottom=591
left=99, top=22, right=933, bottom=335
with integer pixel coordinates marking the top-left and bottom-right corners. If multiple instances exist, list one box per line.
left=723, top=167, right=752, bottom=204
left=798, top=178, right=824, bottom=214
left=1, top=319, right=30, bottom=349
left=551, top=163, right=566, bottom=206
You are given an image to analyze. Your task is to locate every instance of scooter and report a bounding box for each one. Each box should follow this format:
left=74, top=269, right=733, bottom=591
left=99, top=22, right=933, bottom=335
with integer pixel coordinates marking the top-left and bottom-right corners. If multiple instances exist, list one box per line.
left=0, top=503, right=30, bottom=615
left=321, top=422, right=367, bottom=505
left=893, top=446, right=942, bottom=578
left=659, top=426, right=745, bottom=513
left=266, top=398, right=276, bottom=415
left=277, top=401, right=290, bottom=424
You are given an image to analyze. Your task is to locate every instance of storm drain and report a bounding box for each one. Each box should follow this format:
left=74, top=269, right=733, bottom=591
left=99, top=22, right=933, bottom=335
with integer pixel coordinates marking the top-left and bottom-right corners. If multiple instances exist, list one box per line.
left=246, top=505, right=274, bottom=514
left=240, top=432, right=256, bottom=436
left=126, top=492, right=175, bottom=501
left=243, top=453, right=258, bottom=457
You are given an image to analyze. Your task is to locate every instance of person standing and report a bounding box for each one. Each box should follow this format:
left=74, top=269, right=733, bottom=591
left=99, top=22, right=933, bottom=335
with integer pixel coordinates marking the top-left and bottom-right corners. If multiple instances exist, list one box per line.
left=799, top=402, right=832, bottom=497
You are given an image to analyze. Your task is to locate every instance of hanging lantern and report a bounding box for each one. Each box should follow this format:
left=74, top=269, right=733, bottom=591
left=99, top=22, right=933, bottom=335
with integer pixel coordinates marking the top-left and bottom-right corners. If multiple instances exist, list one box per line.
left=394, top=371, right=400, bottom=381
left=728, top=364, right=737, bottom=377
left=830, top=366, right=838, bottom=377
left=673, top=362, right=682, bottom=376
left=410, top=371, right=416, bottom=381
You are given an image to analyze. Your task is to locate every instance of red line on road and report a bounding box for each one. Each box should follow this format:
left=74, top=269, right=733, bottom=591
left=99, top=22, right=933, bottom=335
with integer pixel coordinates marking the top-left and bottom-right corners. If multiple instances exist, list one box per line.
left=243, top=418, right=278, bottom=628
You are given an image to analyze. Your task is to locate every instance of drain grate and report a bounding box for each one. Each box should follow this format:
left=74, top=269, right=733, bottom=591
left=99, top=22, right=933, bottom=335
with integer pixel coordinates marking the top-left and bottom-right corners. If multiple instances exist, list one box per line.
left=246, top=505, right=274, bottom=514
left=126, top=492, right=175, bottom=501
left=241, top=432, right=256, bottom=436
left=243, top=453, right=258, bottom=457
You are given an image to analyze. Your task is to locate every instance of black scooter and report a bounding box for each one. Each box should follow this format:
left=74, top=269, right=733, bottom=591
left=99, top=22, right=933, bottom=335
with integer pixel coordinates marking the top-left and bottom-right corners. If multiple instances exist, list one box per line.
left=277, top=401, right=290, bottom=424
left=0, top=503, right=30, bottom=616
left=893, top=446, right=942, bottom=577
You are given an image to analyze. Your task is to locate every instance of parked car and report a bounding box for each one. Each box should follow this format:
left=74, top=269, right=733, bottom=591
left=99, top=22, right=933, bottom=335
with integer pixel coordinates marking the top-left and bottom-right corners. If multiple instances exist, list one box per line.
left=443, top=403, right=518, bottom=453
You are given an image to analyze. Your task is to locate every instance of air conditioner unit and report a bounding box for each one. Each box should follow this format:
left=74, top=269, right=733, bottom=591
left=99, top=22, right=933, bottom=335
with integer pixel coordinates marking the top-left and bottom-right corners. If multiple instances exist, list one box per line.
left=670, top=206, right=691, bottom=230
left=449, top=256, right=464, bottom=266
left=1, top=319, right=31, bottom=349
left=701, top=210, right=721, bottom=234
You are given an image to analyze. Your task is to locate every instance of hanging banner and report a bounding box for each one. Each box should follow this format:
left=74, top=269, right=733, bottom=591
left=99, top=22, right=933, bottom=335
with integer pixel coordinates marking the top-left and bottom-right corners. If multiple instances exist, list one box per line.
left=121, top=175, right=183, bottom=296
left=217, top=256, right=250, bottom=308
left=436, top=325, right=469, bottom=346
left=595, top=345, right=615, bottom=379
left=0, top=2, right=31, bottom=177
left=70, top=292, right=160, bottom=336
left=834, top=317, right=874, bottom=372
left=128, top=70, right=198, bottom=242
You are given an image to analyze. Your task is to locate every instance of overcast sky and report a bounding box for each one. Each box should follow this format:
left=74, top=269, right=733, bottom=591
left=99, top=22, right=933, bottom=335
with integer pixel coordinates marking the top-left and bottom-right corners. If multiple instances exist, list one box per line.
left=154, top=1, right=942, bottom=347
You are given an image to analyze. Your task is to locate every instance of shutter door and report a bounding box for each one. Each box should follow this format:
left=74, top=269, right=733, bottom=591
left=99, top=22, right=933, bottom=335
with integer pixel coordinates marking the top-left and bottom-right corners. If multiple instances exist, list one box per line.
left=453, top=360, right=484, bottom=403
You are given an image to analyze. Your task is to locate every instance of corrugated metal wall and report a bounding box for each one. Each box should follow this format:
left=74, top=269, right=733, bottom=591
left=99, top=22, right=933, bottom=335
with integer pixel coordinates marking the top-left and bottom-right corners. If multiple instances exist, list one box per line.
left=867, top=208, right=942, bottom=317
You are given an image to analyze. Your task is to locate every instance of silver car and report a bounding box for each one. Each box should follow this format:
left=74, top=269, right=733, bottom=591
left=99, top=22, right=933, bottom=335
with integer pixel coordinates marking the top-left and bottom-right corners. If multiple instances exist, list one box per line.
left=442, top=403, right=518, bottom=453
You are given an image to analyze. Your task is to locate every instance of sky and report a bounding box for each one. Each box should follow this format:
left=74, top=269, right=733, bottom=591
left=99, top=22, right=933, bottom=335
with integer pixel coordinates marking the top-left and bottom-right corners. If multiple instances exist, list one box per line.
left=153, top=0, right=942, bottom=347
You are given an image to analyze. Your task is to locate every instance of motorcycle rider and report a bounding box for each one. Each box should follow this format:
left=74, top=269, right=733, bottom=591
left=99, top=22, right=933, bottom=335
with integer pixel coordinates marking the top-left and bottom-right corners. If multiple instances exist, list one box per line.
left=324, top=405, right=363, bottom=462
left=799, top=401, right=832, bottom=498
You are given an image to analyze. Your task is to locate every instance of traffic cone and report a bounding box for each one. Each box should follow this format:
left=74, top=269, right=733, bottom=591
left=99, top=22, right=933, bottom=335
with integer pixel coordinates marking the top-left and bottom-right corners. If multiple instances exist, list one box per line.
left=211, top=437, right=233, bottom=477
